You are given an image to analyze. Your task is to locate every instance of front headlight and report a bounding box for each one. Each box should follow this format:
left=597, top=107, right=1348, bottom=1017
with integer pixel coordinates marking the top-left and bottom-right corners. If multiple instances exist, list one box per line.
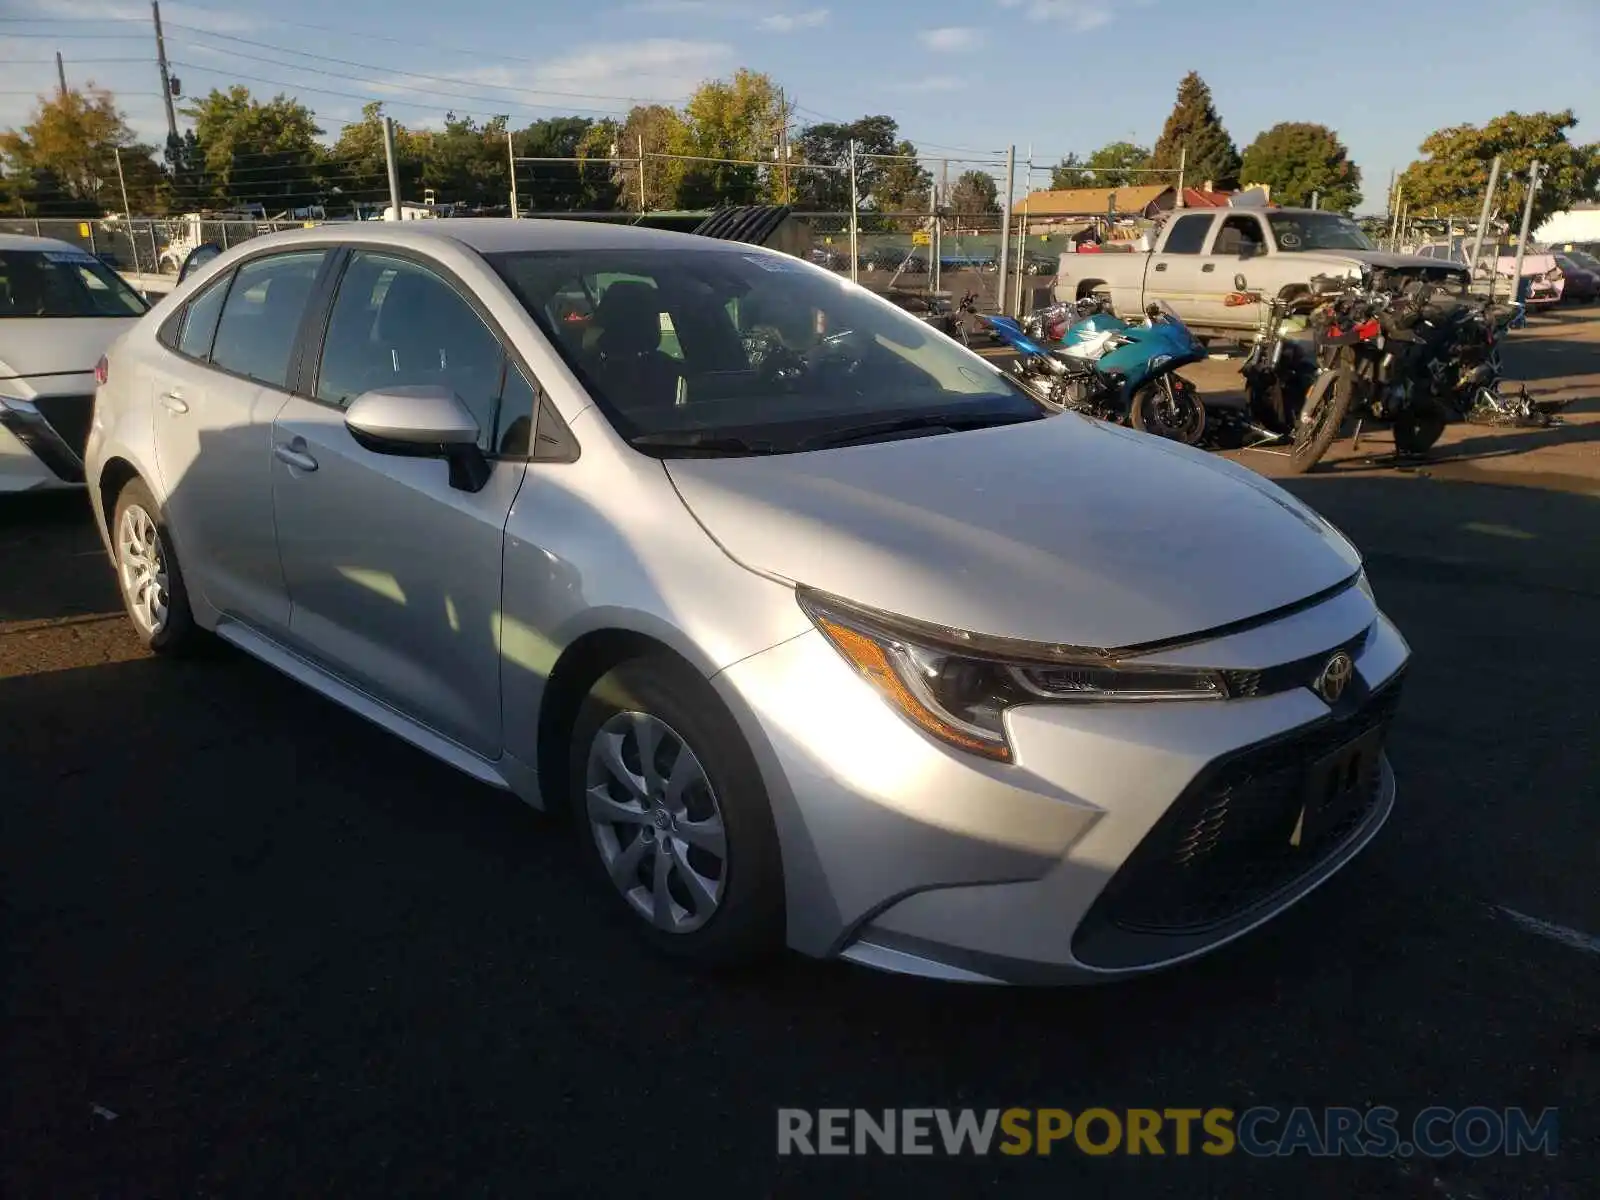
left=798, top=590, right=1227, bottom=762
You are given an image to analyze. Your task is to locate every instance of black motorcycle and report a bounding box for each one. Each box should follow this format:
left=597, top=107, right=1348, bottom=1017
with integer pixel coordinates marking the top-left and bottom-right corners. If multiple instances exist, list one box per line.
left=1224, top=272, right=1336, bottom=447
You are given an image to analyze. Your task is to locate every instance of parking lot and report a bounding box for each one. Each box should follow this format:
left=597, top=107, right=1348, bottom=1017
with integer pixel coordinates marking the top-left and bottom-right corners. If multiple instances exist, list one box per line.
left=2, top=309, right=1597, bottom=1197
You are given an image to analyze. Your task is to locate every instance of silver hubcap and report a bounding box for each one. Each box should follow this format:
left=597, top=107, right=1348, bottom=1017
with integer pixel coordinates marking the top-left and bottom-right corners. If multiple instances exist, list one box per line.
left=116, top=504, right=169, bottom=636
left=584, top=711, right=727, bottom=934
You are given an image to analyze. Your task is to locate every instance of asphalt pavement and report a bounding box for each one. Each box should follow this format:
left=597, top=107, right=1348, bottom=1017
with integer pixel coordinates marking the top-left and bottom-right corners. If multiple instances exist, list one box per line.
left=2, top=312, right=1597, bottom=1198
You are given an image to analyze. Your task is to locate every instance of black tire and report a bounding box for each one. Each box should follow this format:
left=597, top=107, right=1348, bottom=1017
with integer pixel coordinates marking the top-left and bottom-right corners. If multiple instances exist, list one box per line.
left=1393, top=401, right=1447, bottom=455
left=1283, top=367, right=1352, bottom=475
left=1129, top=375, right=1206, bottom=445
left=567, top=654, right=785, bottom=966
left=110, top=478, right=200, bottom=655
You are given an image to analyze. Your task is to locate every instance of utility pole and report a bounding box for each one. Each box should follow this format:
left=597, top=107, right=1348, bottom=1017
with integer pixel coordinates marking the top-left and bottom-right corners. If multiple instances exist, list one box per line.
left=151, top=2, right=178, bottom=147
left=1310, top=191, right=1319, bottom=211
left=114, top=148, right=136, bottom=271
left=637, top=135, right=647, bottom=213
left=847, top=139, right=859, bottom=283
left=1175, top=146, right=1187, bottom=207
left=382, top=116, right=402, bottom=220
left=1510, top=160, right=1543, bottom=308
left=55, top=51, right=67, bottom=98
left=776, top=87, right=790, bottom=205
left=1468, top=155, right=1502, bottom=277
left=1389, top=182, right=1404, bottom=248
left=996, top=144, right=1015, bottom=316
left=506, top=129, right=518, bottom=217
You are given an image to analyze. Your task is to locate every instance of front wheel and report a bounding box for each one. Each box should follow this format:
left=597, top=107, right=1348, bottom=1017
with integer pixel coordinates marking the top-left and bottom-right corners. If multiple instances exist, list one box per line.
left=1283, top=367, right=1352, bottom=475
left=568, top=655, right=785, bottom=966
left=1129, top=375, right=1206, bottom=445
left=1393, top=400, right=1447, bottom=455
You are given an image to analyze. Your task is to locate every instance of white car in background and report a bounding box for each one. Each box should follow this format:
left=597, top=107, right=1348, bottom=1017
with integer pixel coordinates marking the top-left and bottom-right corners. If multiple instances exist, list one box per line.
left=0, top=233, right=150, bottom=492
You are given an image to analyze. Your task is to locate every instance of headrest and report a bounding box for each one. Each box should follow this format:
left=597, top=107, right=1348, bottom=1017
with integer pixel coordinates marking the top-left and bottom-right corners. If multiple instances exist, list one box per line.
left=594, top=281, right=662, bottom=356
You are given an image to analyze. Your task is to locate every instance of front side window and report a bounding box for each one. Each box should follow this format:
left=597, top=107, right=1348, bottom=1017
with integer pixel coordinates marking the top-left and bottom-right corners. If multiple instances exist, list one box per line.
left=316, top=251, right=524, bottom=455
left=489, top=247, right=1039, bottom=455
left=1162, top=214, right=1213, bottom=255
left=1267, top=213, right=1374, bottom=252
left=209, top=251, right=327, bottom=388
left=0, top=248, right=148, bottom=318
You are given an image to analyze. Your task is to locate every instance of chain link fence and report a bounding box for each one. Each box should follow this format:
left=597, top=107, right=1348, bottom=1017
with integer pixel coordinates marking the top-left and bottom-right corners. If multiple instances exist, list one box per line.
left=0, top=216, right=315, bottom=276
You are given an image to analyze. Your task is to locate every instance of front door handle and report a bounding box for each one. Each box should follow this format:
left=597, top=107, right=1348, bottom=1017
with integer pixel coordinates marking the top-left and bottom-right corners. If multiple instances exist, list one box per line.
left=1153, top=262, right=1168, bottom=272
left=273, top=440, right=318, bottom=472
left=160, top=392, right=188, bottom=414
left=1202, top=263, right=1215, bottom=273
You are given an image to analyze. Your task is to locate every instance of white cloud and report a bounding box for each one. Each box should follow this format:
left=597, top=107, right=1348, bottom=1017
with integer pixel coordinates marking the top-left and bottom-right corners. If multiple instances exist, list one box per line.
left=758, top=8, right=830, bottom=31
left=449, top=39, right=734, bottom=108
left=918, top=26, right=983, bottom=51
left=998, top=0, right=1111, bottom=30
left=884, top=76, right=966, bottom=94
left=24, top=0, right=263, bottom=33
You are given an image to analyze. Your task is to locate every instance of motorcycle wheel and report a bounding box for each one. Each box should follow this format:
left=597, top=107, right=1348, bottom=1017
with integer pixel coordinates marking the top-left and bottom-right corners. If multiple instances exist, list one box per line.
left=1393, top=401, right=1446, bottom=455
left=1129, top=376, right=1206, bottom=445
left=1283, top=367, right=1352, bottom=475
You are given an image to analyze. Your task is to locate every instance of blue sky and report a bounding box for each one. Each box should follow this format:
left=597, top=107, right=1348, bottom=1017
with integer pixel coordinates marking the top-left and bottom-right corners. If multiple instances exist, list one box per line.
left=3, top=0, right=1596, bottom=211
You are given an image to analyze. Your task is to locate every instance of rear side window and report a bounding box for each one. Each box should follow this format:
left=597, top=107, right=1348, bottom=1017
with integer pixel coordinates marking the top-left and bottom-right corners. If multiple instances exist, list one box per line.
left=209, top=251, right=326, bottom=388
left=1163, top=214, right=1212, bottom=255
left=177, top=274, right=232, bottom=360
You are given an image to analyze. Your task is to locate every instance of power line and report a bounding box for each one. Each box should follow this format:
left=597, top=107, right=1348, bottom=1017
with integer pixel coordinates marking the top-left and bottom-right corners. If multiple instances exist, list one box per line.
left=165, top=26, right=686, bottom=108
left=168, top=61, right=640, bottom=119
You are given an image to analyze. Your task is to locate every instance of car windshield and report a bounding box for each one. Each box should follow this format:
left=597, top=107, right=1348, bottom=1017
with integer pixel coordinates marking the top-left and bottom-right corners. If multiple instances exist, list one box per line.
left=1266, top=213, right=1375, bottom=252
left=1567, top=250, right=1600, bottom=272
left=490, top=247, right=1041, bottom=455
left=0, top=248, right=149, bottom=318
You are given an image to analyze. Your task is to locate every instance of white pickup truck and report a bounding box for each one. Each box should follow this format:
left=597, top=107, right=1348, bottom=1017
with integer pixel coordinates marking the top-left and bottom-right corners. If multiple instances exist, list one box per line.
left=1055, top=204, right=1471, bottom=335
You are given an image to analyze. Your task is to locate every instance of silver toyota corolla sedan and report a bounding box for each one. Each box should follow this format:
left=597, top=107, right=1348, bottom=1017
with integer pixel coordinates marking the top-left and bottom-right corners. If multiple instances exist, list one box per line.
left=85, top=220, right=1409, bottom=984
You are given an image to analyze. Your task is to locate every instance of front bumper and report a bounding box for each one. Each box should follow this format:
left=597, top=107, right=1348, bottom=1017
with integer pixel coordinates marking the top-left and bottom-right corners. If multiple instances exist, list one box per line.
left=715, top=582, right=1409, bottom=984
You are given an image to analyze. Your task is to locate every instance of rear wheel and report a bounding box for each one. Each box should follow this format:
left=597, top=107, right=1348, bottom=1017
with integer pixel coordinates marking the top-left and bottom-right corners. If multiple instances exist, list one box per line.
left=112, top=479, right=199, bottom=655
left=1129, top=375, right=1206, bottom=445
left=1283, top=367, right=1352, bottom=474
left=1393, top=401, right=1447, bottom=455
left=568, top=655, right=785, bottom=966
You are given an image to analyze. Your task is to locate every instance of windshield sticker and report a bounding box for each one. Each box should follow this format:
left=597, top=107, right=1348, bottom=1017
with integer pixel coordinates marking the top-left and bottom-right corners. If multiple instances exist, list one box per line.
left=1277, top=231, right=1303, bottom=249
left=744, top=253, right=804, bottom=272
left=43, top=249, right=98, bottom=264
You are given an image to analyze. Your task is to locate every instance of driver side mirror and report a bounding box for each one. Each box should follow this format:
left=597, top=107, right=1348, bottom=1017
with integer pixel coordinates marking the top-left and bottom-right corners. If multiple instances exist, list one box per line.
left=177, top=242, right=223, bottom=284
left=345, top=385, right=490, bottom=493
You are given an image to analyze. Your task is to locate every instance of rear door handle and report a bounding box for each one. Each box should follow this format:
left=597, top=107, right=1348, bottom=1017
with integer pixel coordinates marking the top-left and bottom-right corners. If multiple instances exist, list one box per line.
left=1153, top=262, right=1168, bottom=272
left=273, top=440, right=318, bottom=472
left=160, top=392, right=188, bottom=414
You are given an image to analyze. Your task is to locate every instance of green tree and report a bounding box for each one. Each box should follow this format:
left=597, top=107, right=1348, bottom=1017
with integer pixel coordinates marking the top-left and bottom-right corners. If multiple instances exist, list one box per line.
left=613, top=104, right=691, bottom=210
left=1240, top=122, right=1361, bottom=211
left=515, top=116, right=616, bottom=211
left=680, top=69, right=787, bottom=207
left=420, top=112, right=511, bottom=210
left=792, top=115, right=907, bottom=212
left=328, top=102, right=423, bottom=215
left=0, top=85, right=163, bottom=215
left=1049, top=153, right=1091, bottom=190
left=1150, top=72, right=1240, bottom=188
left=1397, top=110, right=1600, bottom=232
left=182, top=86, right=324, bottom=210
left=947, top=168, right=998, bottom=214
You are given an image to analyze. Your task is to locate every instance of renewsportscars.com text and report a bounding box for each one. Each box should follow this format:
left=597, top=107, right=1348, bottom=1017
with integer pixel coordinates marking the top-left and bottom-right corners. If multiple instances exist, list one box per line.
left=777, top=1106, right=1559, bottom=1158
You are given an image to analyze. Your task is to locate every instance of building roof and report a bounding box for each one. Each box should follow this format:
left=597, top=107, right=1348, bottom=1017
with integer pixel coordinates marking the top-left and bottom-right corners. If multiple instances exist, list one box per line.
left=1014, top=185, right=1172, bottom=217
left=1178, top=188, right=1232, bottom=208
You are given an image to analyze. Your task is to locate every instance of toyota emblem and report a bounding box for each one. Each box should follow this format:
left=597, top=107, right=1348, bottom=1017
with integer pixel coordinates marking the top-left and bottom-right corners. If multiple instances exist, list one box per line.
left=1315, top=651, right=1355, bottom=704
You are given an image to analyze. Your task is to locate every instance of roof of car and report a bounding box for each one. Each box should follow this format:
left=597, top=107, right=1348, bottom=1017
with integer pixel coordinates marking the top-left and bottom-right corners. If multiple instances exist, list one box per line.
left=0, top=232, right=92, bottom=253
left=232, top=218, right=737, bottom=256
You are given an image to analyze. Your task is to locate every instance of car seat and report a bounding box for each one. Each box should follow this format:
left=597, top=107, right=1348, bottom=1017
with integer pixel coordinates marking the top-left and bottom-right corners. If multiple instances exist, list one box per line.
left=590, top=281, right=681, bottom=413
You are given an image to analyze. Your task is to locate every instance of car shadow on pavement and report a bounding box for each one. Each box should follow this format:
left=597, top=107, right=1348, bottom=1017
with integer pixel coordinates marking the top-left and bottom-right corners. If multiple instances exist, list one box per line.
left=2, top=471, right=1596, bottom=1199
left=0, top=490, right=118, bottom=626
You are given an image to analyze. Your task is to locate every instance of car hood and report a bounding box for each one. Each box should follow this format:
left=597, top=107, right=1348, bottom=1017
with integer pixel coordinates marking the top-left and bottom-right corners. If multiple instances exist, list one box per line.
left=0, top=317, right=137, bottom=381
left=1333, top=250, right=1470, bottom=277
left=666, top=415, right=1362, bottom=650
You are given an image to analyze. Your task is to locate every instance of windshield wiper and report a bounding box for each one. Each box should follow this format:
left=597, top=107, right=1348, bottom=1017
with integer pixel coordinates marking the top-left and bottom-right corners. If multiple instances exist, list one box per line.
left=628, top=431, right=783, bottom=456
left=797, top=410, right=1038, bottom=451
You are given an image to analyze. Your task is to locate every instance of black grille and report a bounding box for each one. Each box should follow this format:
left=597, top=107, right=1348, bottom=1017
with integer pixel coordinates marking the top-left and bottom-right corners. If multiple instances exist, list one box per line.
left=1073, top=674, right=1404, bottom=968
left=30, top=393, right=94, bottom=459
